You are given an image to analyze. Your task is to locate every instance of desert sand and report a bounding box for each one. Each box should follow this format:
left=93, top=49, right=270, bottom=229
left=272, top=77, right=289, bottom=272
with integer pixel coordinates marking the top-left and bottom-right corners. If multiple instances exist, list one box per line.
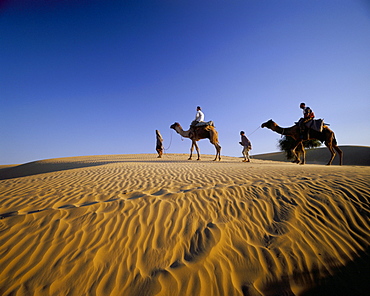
left=0, top=152, right=369, bottom=296
left=253, top=145, right=370, bottom=166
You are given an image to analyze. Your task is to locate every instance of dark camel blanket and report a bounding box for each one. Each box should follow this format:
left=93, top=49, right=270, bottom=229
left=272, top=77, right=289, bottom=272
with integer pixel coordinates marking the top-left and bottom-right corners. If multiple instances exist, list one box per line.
left=305, top=119, right=324, bottom=132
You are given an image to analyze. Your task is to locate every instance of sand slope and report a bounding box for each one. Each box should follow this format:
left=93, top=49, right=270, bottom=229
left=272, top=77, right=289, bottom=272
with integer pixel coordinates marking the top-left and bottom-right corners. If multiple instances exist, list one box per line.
left=253, top=145, right=370, bottom=166
left=0, top=154, right=369, bottom=296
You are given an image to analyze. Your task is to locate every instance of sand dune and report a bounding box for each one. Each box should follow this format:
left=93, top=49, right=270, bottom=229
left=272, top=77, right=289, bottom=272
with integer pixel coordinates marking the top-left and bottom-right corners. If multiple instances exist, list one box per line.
left=0, top=153, right=369, bottom=295
left=253, top=145, right=370, bottom=166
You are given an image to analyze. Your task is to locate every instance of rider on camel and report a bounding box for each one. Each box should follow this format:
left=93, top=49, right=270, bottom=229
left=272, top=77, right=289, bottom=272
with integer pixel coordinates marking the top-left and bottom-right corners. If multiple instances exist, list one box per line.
left=298, top=102, right=315, bottom=140
left=191, top=106, right=204, bottom=127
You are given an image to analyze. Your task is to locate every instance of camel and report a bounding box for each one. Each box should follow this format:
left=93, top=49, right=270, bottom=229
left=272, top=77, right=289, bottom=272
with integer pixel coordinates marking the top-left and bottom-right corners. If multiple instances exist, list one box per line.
left=170, top=122, right=221, bottom=161
left=261, top=119, right=343, bottom=165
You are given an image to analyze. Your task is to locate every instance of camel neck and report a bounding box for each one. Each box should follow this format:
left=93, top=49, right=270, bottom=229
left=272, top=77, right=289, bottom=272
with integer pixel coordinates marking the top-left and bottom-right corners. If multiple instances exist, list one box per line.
left=175, top=126, right=191, bottom=138
left=272, top=124, right=288, bottom=135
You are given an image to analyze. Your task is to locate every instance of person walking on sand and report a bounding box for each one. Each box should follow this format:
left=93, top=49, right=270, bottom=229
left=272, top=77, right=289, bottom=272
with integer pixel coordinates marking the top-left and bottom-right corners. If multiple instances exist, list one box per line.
left=156, top=130, right=164, bottom=158
left=239, top=131, right=252, bottom=162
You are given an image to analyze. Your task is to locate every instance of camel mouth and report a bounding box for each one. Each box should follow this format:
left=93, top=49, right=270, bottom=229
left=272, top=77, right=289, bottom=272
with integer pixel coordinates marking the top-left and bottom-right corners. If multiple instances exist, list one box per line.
left=170, top=123, right=178, bottom=129
left=261, top=119, right=273, bottom=128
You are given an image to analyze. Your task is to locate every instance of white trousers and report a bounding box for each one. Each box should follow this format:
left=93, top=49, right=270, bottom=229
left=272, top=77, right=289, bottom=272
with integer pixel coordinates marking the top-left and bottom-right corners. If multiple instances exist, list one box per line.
left=242, top=146, right=250, bottom=161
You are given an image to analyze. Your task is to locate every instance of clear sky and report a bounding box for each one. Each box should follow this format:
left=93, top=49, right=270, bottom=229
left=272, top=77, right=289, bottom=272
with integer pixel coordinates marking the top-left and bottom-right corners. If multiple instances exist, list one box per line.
left=1, top=0, right=370, bottom=165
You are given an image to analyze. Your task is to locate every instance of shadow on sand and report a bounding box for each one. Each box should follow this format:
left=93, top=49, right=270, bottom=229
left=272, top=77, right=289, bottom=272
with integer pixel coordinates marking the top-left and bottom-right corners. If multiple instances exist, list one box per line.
left=304, top=248, right=370, bottom=295
left=0, top=161, right=113, bottom=180
left=257, top=247, right=370, bottom=296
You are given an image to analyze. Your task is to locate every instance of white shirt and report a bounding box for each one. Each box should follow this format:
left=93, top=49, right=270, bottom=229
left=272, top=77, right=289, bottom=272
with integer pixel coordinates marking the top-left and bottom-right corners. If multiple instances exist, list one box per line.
left=195, top=110, right=204, bottom=122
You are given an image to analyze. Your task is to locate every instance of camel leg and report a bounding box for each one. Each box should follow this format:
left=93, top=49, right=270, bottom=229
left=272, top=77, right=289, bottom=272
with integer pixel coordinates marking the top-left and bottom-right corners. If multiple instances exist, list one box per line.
left=194, top=142, right=201, bottom=160
left=292, top=141, right=303, bottom=164
left=292, top=146, right=300, bottom=164
left=213, top=144, right=221, bottom=161
left=325, top=143, right=336, bottom=165
left=299, top=143, right=306, bottom=165
left=189, top=142, right=194, bottom=160
left=334, top=145, right=343, bottom=165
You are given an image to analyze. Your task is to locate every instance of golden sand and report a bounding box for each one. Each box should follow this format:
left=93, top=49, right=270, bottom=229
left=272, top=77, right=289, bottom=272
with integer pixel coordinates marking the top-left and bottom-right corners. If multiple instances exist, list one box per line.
left=0, top=154, right=369, bottom=296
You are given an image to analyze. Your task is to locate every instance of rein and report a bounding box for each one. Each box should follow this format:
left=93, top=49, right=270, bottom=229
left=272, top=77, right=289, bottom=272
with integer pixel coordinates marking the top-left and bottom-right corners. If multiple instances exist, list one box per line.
left=247, top=126, right=261, bottom=137
left=163, top=129, right=173, bottom=152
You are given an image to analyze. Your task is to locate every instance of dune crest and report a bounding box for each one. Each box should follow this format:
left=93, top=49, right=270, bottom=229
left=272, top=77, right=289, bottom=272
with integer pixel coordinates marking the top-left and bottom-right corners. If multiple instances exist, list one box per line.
left=1, top=154, right=369, bottom=295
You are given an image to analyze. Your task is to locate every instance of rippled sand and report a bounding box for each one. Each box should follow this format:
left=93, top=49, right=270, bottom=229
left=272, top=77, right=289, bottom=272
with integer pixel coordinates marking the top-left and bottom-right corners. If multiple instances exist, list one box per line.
left=0, top=154, right=369, bottom=295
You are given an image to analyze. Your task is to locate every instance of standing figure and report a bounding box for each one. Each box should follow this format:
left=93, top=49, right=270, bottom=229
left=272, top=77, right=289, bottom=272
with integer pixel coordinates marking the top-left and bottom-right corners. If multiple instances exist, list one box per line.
left=156, top=130, right=164, bottom=158
left=239, top=131, right=252, bottom=162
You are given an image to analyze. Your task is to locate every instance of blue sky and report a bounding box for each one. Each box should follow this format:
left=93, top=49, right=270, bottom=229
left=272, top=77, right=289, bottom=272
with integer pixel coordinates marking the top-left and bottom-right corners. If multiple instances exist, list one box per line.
left=1, top=0, right=370, bottom=165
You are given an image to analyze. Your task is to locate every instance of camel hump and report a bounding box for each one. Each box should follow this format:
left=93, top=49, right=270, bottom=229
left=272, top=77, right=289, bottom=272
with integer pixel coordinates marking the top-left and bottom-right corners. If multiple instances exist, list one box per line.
left=207, top=126, right=219, bottom=144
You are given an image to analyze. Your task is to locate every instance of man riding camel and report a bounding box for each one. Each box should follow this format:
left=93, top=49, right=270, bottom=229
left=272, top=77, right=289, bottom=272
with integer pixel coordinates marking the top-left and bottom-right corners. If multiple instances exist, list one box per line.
left=191, top=106, right=204, bottom=127
left=298, top=102, right=315, bottom=139
left=189, top=106, right=215, bottom=138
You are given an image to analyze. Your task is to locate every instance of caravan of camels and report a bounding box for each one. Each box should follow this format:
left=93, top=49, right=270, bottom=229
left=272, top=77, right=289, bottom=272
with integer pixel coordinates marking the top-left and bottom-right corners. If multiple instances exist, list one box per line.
left=170, top=105, right=343, bottom=165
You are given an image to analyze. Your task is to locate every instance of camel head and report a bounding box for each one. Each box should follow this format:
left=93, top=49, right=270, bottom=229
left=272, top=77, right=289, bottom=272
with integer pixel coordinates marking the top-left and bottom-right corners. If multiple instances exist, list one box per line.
left=261, top=119, right=276, bottom=129
left=170, top=122, right=180, bottom=130
left=170, top=122, right=190, bottom=138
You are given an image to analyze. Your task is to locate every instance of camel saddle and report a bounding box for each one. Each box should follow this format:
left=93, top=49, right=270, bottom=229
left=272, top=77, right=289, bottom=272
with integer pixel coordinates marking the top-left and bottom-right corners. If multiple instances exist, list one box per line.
left=305, top=119, right=324, bottom=132
left=195, top=120, right=214, bottom=127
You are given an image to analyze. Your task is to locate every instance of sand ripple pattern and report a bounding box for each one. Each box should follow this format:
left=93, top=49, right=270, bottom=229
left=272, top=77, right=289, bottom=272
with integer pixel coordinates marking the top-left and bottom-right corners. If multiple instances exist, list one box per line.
left=0, top=154, right=369, bottom=296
